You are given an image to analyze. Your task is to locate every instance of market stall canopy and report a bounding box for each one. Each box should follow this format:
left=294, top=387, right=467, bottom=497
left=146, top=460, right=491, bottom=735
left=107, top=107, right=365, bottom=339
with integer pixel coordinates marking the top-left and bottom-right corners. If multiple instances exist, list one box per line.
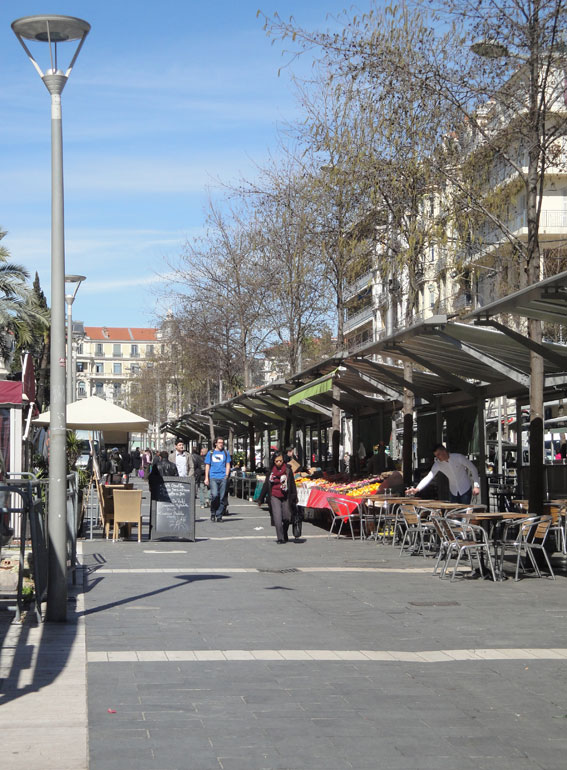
left=466, top=269, right=567, bottom=326
left=163, top=379, right=332, bottom=441
left=354, top=317, right=567, bottom=401
left=33, top=396, right=149, bottom=432
left=288, top=364, right=400, bottom=414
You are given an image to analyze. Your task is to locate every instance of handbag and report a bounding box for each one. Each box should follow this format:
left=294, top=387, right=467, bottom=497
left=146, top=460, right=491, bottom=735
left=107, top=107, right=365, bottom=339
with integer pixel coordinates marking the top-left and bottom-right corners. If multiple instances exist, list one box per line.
left=138, top=468, right=145, bottom=478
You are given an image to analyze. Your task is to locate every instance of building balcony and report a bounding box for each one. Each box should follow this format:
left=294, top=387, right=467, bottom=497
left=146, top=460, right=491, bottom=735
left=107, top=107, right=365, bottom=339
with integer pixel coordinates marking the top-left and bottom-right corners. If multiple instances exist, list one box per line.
left=344, top=270, right=374, bottom=301
left=462, top=208, right=567, bottom=261
left=344, top=304, right=375, bottom=334
left=453, top=293, right=473, bottom=312
left=434, top=255, right=447, bottom=275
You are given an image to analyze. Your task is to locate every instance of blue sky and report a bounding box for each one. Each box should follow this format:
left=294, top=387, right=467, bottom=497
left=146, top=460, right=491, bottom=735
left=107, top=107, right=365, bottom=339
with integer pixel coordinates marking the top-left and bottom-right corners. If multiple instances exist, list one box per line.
left=0, top=1, right=371, bottom=328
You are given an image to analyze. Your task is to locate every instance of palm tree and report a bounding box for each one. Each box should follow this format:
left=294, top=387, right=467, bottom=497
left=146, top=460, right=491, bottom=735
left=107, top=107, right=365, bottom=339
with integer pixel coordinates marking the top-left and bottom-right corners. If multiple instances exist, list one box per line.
left=0, top=228, right=49, bottom=367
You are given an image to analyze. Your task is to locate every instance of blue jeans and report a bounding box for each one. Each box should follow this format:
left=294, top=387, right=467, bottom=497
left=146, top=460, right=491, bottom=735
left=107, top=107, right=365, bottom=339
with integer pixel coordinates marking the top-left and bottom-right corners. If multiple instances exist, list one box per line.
left=450, top=489, right=472, bottom=504
left=197, top=480, right=209, bottom=506
left=210, top=477, right=228, bottom=519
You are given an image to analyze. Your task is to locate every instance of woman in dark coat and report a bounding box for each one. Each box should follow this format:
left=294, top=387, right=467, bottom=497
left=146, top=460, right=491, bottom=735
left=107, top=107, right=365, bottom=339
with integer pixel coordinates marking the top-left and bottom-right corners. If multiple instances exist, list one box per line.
left=258, top=451, right=298, bottom=543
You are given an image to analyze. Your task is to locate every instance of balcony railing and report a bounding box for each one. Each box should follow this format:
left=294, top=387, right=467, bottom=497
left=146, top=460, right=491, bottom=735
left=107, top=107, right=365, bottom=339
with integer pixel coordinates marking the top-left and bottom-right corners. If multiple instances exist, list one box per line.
left=344, top=305, right=375, bottom=333
left=344, top=270, right=373, bottom=300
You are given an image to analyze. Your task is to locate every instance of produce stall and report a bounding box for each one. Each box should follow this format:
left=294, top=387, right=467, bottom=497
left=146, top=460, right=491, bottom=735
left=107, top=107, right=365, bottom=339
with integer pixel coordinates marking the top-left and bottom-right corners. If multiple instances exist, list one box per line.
left=295, top=475, right=384, bottom=514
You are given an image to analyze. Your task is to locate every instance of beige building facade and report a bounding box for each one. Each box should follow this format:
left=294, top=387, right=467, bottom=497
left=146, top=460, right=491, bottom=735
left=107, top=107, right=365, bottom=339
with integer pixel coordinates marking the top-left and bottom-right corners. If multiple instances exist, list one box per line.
left=75, top=327, right=159, bottom=405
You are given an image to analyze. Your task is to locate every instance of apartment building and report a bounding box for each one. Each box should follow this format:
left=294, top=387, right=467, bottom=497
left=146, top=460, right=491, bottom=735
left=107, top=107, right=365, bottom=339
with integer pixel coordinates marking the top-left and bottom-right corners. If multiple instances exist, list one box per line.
left=75, top=327, right=159, bottom=405
left=343, top=64, right=567, bottom=353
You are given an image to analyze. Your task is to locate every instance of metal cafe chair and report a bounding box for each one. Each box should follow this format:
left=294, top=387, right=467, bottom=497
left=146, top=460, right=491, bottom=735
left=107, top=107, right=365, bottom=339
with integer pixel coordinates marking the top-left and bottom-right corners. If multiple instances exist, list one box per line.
left=398, top=504, right=437, bottom=558
left=501, top=515, right=555, bottom=581
left=433, top=516, right=496, bottom=581
left=327, top=496, right=357, bottom=540
left=546, top=504, right=567, bottom=555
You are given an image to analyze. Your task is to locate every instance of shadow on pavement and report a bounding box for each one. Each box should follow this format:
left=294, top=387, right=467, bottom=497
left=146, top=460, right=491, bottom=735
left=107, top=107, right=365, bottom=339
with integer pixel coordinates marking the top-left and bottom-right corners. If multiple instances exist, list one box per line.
left=79, top=574, right=230, bottom=617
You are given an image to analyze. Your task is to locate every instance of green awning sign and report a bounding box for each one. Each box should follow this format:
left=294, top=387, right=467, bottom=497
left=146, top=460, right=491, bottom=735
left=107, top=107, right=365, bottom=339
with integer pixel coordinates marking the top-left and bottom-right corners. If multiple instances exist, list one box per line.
left=288, top=369, right=338, bottom=405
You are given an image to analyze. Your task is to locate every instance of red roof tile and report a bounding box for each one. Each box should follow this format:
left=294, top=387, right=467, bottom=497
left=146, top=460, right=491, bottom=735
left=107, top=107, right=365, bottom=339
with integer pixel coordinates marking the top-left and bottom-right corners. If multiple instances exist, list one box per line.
left=84, top=327, right=158, bottom=342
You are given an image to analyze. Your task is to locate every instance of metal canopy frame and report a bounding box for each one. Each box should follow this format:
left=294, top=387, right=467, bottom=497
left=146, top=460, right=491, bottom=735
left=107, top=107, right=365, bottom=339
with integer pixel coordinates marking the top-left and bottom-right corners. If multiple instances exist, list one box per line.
left=466, top=269, right=567, bottom=326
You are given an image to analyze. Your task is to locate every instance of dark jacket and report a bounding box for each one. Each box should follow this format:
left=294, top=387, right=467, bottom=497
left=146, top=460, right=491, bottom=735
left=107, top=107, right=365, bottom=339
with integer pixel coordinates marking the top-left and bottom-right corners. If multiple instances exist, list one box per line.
left=193, top=453, right=205, bottom=482
left=258, top=464, right=298, bottom=519
left=148, top=456, right=178, bottom=498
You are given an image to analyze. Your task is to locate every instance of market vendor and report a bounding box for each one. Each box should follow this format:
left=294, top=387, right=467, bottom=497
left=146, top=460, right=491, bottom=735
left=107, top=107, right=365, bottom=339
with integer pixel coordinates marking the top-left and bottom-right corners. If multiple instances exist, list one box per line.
left=367, top=441, right=393, bottom=475
left=379, top=465, right=404, bottom=494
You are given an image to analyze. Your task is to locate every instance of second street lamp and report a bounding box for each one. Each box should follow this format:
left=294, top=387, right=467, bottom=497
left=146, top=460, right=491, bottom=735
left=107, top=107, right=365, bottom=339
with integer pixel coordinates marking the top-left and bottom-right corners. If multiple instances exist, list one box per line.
left=12, top=15, right=90, bottom=622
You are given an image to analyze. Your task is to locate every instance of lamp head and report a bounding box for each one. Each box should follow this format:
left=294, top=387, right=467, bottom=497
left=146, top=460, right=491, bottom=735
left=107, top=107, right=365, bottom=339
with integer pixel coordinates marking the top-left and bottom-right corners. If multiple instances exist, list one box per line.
left=470, top=39, right=509, bottom=59
left=12, top=15, right=90, bottom=43
left=12, top=15, right=90, bottom=91
left=64, top=274, right=86, bottom=304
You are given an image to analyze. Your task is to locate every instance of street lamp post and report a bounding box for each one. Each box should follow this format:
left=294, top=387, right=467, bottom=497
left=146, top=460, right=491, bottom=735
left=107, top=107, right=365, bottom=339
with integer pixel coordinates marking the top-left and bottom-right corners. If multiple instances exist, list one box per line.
left=12, top=15, right=90, bottom=621
left=65, top=274, right=86, bottom=402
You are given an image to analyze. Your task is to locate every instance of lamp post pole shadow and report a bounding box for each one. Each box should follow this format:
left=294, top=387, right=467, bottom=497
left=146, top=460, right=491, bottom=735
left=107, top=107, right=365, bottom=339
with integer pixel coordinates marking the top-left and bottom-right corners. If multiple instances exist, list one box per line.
left=12, top=15, right=90, bottom=622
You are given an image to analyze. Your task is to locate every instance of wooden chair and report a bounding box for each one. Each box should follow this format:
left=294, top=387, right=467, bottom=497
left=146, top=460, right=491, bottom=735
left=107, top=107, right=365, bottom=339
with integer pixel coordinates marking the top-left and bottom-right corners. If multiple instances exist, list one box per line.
left=112, top=489, right=143, bottom=542
left=97, top=482, right=134, bottom=539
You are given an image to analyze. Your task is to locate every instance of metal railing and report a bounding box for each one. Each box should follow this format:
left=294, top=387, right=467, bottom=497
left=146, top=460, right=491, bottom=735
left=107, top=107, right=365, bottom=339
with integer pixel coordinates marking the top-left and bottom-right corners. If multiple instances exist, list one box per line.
left=344, top=305, right=375, bottom=333
left=344, top=270, right=374, bottom=299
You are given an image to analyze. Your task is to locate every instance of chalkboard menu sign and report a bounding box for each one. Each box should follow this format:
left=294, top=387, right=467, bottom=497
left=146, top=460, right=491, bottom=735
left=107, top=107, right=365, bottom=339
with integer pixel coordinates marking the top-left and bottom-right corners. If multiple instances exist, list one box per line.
left=150, top=476, right=195, bottom=541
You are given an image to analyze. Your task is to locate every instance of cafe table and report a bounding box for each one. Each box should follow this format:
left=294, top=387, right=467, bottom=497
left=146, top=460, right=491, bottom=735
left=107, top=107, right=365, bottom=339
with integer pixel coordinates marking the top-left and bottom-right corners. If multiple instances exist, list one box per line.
left=361, top=495, right=409, bottom=542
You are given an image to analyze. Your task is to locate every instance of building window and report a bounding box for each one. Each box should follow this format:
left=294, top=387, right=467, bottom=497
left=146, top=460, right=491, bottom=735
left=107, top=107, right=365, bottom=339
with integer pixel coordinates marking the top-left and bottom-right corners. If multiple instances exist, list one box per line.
left=113, top=382, right=121, bottom=395
left=113, top=343, right=122, bottom=357
left=113, top=363, right=122, bottom=375
left=95, top=382, right=104, bottom=396
left=429, top=286, right=436, bottom=307
left=95, top=362, right=104, bottom=374
left=130, top=344, right=139, bottom=357
left=95, top=343, right=103, bottom=355
left=78, top=381, right=86, bottom=397
left=131, top=364, right=140, bottom=374
left=76, top=361, right=84, bottom=372
left=77, top=343, right=83, bottom=355
left=146, top=344, right=154, bottom=356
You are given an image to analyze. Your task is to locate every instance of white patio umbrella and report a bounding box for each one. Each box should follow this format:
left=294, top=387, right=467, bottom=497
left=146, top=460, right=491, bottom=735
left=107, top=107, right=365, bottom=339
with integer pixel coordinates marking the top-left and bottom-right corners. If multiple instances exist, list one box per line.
left=33, top=395, right=149, bottom=432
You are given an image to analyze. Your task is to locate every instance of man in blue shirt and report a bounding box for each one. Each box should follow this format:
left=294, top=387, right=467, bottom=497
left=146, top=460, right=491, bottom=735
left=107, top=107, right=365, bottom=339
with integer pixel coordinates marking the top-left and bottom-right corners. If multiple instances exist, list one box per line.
left=204, top=437, right=231, bottom=521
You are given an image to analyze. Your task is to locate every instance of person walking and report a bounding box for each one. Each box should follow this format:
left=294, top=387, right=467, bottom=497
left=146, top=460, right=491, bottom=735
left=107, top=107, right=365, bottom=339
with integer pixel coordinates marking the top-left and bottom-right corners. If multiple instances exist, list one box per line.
left=121, top=449, right=133, bottom=484
left=406, top=443, right=480, bottom=503
left=204, top=437, right=231, bottom=522
left=171, top=439, right=194, bottom=478
left=141, top=448, right=153, bottom=479
left=194, top=446, right=210, bottom=508
left=258, top=451, right=298, bottom=544
left=132, top=447, right=142, bottom=478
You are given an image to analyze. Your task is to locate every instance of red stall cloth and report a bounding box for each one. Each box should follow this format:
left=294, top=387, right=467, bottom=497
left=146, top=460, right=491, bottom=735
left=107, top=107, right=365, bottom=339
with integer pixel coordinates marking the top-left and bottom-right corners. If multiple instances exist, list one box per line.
left=305, top=487, right=362, bottom=515
left=0, top=381, right=23, bottom=405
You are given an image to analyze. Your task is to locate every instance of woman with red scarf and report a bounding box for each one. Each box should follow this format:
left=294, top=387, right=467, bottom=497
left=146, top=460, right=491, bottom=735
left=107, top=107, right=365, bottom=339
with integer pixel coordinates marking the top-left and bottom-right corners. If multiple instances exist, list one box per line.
left=258, top=452, right=298, bottom=543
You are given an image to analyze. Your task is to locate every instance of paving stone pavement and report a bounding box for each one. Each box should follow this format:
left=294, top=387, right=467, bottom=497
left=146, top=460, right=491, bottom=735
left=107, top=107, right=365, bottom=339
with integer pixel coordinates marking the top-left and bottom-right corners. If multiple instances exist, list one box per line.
left=3, top=486, right=567, bottom=769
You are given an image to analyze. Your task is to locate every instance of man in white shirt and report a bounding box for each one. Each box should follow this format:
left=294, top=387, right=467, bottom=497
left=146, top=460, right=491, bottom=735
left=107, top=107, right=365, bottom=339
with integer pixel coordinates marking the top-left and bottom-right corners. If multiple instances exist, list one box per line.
left=406, top=444, right=480, bottom=503
left=172, top=440, right=194, bottom=478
